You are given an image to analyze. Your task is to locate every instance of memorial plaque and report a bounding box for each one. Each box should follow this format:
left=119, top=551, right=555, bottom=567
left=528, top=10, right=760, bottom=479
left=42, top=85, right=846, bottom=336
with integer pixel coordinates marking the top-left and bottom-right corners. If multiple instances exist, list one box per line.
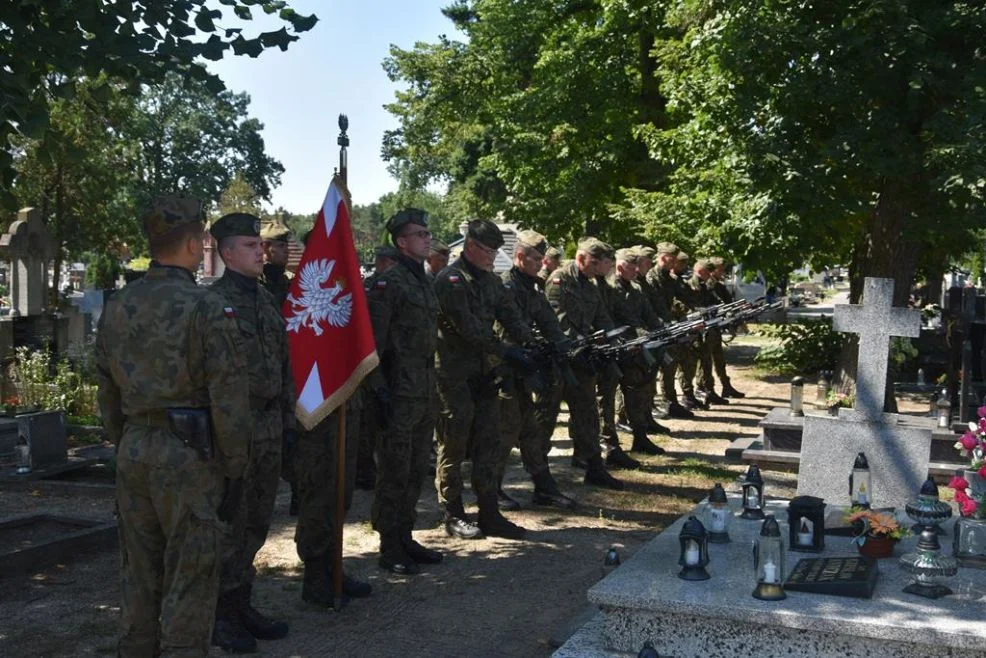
left=784, top=556, right=879, bottom=599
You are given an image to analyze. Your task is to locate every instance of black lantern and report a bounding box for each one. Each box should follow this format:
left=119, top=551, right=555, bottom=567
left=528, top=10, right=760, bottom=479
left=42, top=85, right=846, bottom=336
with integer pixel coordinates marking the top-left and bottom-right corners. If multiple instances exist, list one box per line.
left=787, top=495, right=826, bottom=552
left=678, top=516, right=711, bottom=581
left=637, top=641, right=662, bottom=658
left=790, top=376, right=805, bottom=417
left=752, top=515, right=786, bottom=601
left=740, top=464, right=765, bottom=520
left=849, top=452, right=871, bottom=508
left=704, top=483, right=731, bottom=543
left=603, top=546, right=621, bottom=579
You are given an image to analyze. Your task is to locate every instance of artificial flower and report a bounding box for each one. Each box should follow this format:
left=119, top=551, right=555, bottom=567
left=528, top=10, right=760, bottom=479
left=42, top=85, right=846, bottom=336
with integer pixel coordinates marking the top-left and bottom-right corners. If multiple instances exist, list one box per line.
left=977, top=405, right=986, bottom=419
left=949, top=475, right=970, bottom=491
left=961, top=499, right=979, bottom=517
left=955, top=489, right=970, bottom=504
left=961, top=432, right=979, bottom=451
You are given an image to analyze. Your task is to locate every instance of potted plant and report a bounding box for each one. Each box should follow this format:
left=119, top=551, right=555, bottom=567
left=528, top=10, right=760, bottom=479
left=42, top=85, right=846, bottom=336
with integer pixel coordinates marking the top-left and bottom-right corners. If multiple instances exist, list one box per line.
left=845, top=508, right=908, bottom=558
left=948, top=405, right=986, bottom=565
left=826, top=390, right=854, bottom=416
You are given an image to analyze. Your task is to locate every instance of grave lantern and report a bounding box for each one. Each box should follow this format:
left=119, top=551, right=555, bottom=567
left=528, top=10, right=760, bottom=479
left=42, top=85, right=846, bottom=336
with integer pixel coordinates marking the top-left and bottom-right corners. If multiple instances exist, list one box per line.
left=704, top=483, right=731, bottom=544
left=14, top=434, right=31, bottom=474
left=637, top=641, right=661, bottom=658
left=901, top=526, right=957, bottom=599
left=677, top=516, right=711, bottom=581
left=789, top=376, right=805, bottom=416
left=752, top=515, right=786, bottom=601
left=936, top=390, right=951, bottom=429
left=740, top=464, right=765, bottom=520
left=905, top=477, right=952, bottom=535
left=849, top=452, right=871, bottom=509
left=602, top=546, right=621, bottom=579
left=816, top=371, right=829, bottom=404
left=787, top=495, right=826, bottom=553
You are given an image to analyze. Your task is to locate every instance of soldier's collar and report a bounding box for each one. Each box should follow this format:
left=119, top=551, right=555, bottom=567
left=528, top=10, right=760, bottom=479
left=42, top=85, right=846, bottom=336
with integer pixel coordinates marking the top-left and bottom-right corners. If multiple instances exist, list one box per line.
left=396, top=253, right=427, bottom=280
left=147, top=262, right=196, bottom=282
left=460, top=256, right=484, bottom=281
left=510, top=266, right=539, bottom=287
left=223, top=268, right=258, bottom=291
left=263, top=262, right=285, bottom=277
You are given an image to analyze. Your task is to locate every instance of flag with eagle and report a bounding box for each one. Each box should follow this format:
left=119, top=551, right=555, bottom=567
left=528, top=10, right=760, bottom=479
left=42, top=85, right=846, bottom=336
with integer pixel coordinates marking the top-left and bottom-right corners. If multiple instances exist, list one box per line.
left=284, top=175, right=378, bottom=430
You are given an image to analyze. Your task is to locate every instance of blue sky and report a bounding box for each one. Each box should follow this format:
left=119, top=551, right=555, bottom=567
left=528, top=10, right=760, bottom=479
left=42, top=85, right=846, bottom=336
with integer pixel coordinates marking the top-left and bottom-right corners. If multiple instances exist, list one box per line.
left=208, top=0, right=457, bottom=213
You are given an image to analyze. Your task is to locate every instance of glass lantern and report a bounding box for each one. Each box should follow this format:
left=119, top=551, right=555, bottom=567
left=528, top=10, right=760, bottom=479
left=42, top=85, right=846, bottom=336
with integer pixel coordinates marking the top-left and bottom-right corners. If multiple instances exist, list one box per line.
left=14, top=434, right=31, bottom=475
left=787, top=495, right=826, bottom=553
left=816, top=371, right=829, bottom=404
left=849, top=452, right=871, bottom=509
left=740, top=464, right=765, bottom=520
left=905, top=477, right=952, bottom=535
left=705, top=483, right=731, bottom=544
left=678, top=516, right=711, bottom=581
left=953, top=516, right=986, bottom=568
left=789, top=376, right=804, bottom=417
left=901, top=526, right=957, bottom=598
left=936, top=390, right=951, bottom=429
left=752, top=515, right=786, bottom=601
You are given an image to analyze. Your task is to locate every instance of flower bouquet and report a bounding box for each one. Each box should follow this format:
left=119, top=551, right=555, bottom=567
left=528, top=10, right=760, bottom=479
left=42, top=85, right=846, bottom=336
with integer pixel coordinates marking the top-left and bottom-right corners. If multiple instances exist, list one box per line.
left=845, top=508, right=908, bottom=558
left=826, top=390, right=854, bottom=415
left=948, top=405, right=986, bottom=520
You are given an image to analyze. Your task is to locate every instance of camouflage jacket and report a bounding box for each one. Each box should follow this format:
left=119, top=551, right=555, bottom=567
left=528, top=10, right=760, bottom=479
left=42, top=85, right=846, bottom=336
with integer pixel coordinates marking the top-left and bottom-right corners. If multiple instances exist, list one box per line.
left=638, top=273, right=671, bottom=323
left=711, top=278, right=734, bottom=304
left=688, top=274, right=719, bottom=308
left=434, top=256, right=534, bottom=378
left=210, top=269, right=296, bottom=433
left=647, top=268, right=692, bottom=321
left=94, top=264, right=251, bottom=479
left=609, top=277, right=663, bottom=337
left=545, top=261, right=614, bottom=340
left=260, top=263, right=291, bottom=309
left=366, top=255, right=440, bottom=399
left=498, top=266, right=566, bottom=345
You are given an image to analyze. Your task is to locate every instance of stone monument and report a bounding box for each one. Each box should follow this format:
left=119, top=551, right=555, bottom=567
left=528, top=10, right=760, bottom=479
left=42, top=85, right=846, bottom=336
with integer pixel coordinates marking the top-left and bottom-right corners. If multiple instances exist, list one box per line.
left=796, top=277, right=931, bottom=509
left=0, top=208, right=55, bottom=318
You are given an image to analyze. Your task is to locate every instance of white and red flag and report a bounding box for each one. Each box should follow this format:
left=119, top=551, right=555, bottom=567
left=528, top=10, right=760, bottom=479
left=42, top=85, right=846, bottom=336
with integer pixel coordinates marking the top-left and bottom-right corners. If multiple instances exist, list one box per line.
left=283, top=175, right=378, bottom=430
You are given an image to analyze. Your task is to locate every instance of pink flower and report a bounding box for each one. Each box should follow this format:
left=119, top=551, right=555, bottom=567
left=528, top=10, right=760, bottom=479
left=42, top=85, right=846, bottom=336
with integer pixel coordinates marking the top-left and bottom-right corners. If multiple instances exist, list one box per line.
left=955, top=489, right=970, bottom=504
left=949, top=475, right=970, bottom=491
left=978, top=405, right=986, bottom=419
left=961, top=432, right=979, bottom=451
left=961, top=499, right=979, bottom=517
left=979, top=418, right=986, bottom=434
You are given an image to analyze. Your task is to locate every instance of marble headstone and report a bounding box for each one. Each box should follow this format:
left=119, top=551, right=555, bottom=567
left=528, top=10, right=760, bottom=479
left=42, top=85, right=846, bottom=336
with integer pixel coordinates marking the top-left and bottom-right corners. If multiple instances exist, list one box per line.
left=0, top=208, right=55, bottom=318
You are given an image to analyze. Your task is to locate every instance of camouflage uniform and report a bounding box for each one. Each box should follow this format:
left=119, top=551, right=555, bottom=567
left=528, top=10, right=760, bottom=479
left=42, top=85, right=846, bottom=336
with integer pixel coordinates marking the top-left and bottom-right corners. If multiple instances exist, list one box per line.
left=260, top=263, right=290, bottom=308
left=688, top=271, right=720, bottom=394
left=708, top=273, right=735, bottom=389
left=95, top=196, right=250, bottom=658
left=595, top=273, right=620, bottom=446
left=646, top=265, right=684, bottom=403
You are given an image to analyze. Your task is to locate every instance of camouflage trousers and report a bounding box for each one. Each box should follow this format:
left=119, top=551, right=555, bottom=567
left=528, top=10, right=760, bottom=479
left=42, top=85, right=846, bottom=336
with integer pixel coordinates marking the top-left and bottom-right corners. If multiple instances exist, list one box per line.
left=562, top=368, right=603, bottom=464
left=116, top=425, right=225, bottom=658
left=496, top=380, right=548, bottom=482
left=219, top=407, right=282, bottom=594
left=596, top=370, right=619, bottom=447
left=294, top=403, right=360, bottom=562
left=533, top=370, right=564, bottom=466
left=621, top=364, right=655, bottom=434
left=371, top=393, right=436, bottom=550
left=698, top=328, right=730, bottom=389
left=435, top=373, right=501, bottom=506
left=660, top=346, right=681, bottom=402
left=675, top=343, right=698, bottom=397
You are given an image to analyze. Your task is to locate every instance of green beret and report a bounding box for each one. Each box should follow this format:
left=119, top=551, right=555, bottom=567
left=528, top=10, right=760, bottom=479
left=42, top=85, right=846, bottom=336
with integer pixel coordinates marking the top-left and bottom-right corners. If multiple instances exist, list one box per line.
left=577, top=237, right=614, bottom=259
left=544, top=246, right=562, bottom=259
left=515, top=229, right=548, bottom=256
left=386, top=208, right=429, bottom=236
left=430, top=239, right=450, bottom=255
left=141, top=195, right=205, bottom=240
left=615, top=247, right=639, bottom=264
left=374, top=245, right=399, bottom=259
left=656, top=241, right=679, bottom=256
left=467, top=219, right=504, bottom=249
left=260, top=222, right=291, bottom=242
left=635, top=245, right=656, bottom=260
left=210, top=213, right=261, bottom=241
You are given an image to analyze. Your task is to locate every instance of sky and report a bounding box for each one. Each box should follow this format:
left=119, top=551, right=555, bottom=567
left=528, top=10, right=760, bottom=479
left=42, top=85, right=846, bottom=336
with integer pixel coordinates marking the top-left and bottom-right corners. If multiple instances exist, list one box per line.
left=207, top=0, right=457, bottom=213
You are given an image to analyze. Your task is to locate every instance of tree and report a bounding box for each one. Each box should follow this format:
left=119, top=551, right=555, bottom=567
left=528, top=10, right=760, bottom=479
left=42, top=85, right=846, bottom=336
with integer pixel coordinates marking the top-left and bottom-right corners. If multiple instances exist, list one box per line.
left=216, top=173, right=262, bottom=217
left=1, top=0, right=317, bottom=206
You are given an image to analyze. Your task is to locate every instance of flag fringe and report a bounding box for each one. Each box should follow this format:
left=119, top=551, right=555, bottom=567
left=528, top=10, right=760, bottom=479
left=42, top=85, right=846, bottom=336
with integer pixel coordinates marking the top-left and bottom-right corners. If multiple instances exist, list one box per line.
left=296, top=350, right=380, bottom=431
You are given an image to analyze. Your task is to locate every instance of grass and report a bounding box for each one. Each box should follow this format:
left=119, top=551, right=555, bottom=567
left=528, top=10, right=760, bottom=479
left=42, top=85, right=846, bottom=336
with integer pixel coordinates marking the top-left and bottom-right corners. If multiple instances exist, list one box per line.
left=666, top=457, right=740, bottom=482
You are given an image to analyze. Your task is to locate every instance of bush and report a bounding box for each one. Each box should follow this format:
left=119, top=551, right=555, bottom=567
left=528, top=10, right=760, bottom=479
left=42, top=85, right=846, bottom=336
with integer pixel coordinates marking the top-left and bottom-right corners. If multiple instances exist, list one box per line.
left=85, top=252, right=121, bottom=289
left=11, top=345, right=100, bottom=416
left=754, top=319, right=842, bottom=375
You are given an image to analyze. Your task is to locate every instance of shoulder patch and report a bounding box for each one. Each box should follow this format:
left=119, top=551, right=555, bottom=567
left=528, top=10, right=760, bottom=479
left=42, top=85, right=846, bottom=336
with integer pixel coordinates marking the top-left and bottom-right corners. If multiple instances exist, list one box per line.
left=551, top=278, right=562, bottom=284
left=223, top=306, right=237, bottom=319
left=375, top=280, right=387, bottom=288
left=449, top=274, right=461, bottom=284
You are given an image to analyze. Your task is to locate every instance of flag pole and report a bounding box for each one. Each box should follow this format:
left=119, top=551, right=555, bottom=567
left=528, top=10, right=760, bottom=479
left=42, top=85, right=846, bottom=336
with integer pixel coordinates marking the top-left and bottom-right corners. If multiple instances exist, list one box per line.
left=333, top=114, right=350, bottom=612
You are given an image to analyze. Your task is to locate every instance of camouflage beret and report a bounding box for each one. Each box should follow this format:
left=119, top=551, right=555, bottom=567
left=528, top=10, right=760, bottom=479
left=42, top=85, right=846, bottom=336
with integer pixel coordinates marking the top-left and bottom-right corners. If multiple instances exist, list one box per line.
left=577, top=237, right=614, bottom=259
left=655, top=241, right=679, bottom=256
left=467, top=219, right=504, bottom=249
left=709, top=256, right=725, bottom=268
left=635, top=245, right=656, bottom=260
left=515, top=229, right=549, bottom=256
left=210, top=213, right=261, bottom=242
left=386, top=208, right=429, bottom=236
left=260, top=222, right=291, bottom=242
left=676, top=250, right=690, bottom=262
left=615, top=247, right=639, bottom=264
left=141, top=195, right=205, bottom=240
left=429, top=239, right=450, bottom=256
left=374, top=245, right=400, bottom=260
left=694, top=258, right=715, bottom=271
left=544, top=246, right=562, bottom=259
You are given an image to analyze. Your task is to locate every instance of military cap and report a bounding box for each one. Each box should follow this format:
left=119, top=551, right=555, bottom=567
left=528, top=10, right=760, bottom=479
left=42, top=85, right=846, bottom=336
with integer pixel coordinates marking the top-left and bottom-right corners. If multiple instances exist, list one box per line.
left=430, top=239, right=450, bottom=256
left=615, top=247, right=639, bottom=264
left=635, top=245, right=656, bottom=260
left=515, top=229, right=549, bottom=256
left=694, top=258, right=715, bottom=271
left=466, top=219, right=504, bottom=249
left=709, top=256, right=725, bottom=268
left=141, top=195, right=205, bottom=240
left=676, top=250, right=690, bottom=262
left=386, top=208, right=429, bottom=236
left=375, top=245, right=400, bottom=260
left=210, top=212, right=261, bottom=241
left=655, top=241, right=679, bottom=256
left=544, top=246, right=562, bottom=259
left=260, top=222, right=291, bottom=242
left=577, top=237, right=614, bottom=259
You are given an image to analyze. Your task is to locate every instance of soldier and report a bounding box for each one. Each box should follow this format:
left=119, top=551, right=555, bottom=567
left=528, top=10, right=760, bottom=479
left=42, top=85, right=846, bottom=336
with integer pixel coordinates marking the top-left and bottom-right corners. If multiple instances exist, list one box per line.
left=374, top=244, right=400, bottom=276
left=609, top=248, right=667, bottom=455
left=95, top=196, right=251, bottom=657
left=672, top=251, right=709, bottom=410
left=259, top=222, right=292, bottom=307
left=545, top=237, right=624, bottom=490
left=689, top=259, right=730, bottom=406
left=209, top=214, right=296, bottom=651
left=646, top=243, right=695, bottom=420
left=630, top=245, right=672, bottom=434
left=365, top=208, right=444, bottom=574
left=434, top=219, right=538, bottom=540
left=708, top=257, right=745, bottom=398
left=426, top=239, right=450, bottom=279
left=538, top=245, right=562, bottom=282
left=495, top=230, right=577, bottom=511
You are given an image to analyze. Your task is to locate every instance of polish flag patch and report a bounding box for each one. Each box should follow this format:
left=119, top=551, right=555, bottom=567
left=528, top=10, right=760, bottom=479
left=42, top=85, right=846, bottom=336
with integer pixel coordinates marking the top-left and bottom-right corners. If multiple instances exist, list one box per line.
left=449, top=275, right=461, bottom=283
left=375, top=280, right=387, bottom=288
left=552, top=278, right=562, bottom=284
left=223, top=307, right=237, bottom=318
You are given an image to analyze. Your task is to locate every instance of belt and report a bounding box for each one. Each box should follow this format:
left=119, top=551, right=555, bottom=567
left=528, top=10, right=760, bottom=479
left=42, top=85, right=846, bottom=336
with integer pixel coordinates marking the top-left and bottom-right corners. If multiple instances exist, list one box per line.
left=126, top=410, right=171, bottom=429
left=251, top=396, right=278, bottom=411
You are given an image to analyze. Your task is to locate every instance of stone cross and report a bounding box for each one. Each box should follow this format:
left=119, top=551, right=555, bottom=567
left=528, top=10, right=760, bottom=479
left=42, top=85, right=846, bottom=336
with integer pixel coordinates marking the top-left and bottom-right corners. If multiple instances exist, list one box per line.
left=0, top=208, right=55, bottom=317
left=833, top=277, right=921, bottom=421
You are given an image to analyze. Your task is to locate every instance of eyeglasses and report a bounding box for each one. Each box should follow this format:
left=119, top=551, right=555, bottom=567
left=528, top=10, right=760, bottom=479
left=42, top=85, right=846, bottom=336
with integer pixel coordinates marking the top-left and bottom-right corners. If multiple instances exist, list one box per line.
left=401, top=229, right=432, bottom=240
left=473, top=241, right=497, bottom=257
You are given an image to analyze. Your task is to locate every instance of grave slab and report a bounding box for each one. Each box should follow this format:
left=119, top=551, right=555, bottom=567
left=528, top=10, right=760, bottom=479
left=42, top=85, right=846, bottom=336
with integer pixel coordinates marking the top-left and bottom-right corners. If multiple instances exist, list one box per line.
left=0, top=513, right=117, bottom=577
left=558, top=499, right=986, bottom=658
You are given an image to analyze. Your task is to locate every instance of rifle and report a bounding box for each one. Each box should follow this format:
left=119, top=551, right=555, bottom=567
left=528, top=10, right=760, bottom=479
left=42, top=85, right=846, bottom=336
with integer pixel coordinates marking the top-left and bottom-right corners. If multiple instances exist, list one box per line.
left=698, top=298, right=783, bottom=342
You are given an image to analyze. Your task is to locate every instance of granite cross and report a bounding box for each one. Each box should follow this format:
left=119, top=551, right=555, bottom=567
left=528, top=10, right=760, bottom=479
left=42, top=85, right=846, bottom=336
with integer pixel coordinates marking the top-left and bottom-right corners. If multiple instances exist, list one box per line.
left=833, top=277, right=921, bottom=421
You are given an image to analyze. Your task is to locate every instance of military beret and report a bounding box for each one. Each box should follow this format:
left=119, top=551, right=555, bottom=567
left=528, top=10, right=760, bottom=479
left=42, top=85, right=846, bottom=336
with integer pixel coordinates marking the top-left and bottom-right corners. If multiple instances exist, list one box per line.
left=429, top=239, right=450, bottom=256
left=260, top=222, right=291, bottom=242
left=676, top=250, right=690, bottom=262
left=141, top=195, right=205, bottom=240
left=374, top=245, right=400, bottom=259
left=577, top=237, right=614, bottom=259
left=709, top=256, right=725, bottom=268
left=615, top=248, right=639, bottom=264
left=544, top=246, right=562, bottom=259
left=694, top=258, right=715, bottom=271
left=210, top=213, right=261, bottom=241
left=467, top=219, right=504, bottom=249
left=386, top=208, right=429, bottom=236
left=635, top=245, right=656, bottom=260
left=515, top=229, right=549, bottom=256
left=655, top=241, right=679, bottom=256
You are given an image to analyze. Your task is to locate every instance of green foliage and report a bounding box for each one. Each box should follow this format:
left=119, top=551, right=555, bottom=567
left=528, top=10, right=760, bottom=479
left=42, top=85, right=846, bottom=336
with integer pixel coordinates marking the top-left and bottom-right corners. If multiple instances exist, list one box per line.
left=128, top=257, right=152, bottom=272
left=754, top=319, right=842, bottom=376
left=85, top=253, right=121, bottom=289
left=217, top=173, right=262, bottom=217
left=11, top=346, right=98, bottom=416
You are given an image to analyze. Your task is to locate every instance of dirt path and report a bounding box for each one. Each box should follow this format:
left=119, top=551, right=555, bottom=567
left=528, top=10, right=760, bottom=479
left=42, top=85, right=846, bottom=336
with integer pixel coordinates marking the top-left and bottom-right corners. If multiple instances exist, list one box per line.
left=0, top=336, right=862, bottom=657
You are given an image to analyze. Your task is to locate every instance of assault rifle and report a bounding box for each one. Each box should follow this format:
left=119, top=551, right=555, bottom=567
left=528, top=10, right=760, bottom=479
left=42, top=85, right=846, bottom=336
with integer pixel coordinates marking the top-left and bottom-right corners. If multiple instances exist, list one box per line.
left=687, top=297, right=783, bottom=342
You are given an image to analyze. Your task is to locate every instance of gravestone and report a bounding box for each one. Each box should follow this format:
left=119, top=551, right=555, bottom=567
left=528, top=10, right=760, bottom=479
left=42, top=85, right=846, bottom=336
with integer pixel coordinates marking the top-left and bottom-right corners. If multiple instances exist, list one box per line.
left=0, top=208, right=55, bottom=318
left=797, top=278, right=931, bottom=509
left=0, top=513, right=117, bottom=576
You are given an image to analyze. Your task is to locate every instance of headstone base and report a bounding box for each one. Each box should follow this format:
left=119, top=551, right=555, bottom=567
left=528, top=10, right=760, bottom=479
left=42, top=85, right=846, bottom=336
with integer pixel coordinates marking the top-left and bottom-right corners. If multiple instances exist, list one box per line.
left=0, top=513, right=117, bottom=577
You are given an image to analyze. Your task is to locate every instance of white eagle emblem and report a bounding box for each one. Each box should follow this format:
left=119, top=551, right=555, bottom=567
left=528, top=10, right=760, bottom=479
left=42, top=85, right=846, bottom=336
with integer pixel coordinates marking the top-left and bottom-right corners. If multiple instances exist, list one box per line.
left=285, top=259, right=353, bottom=335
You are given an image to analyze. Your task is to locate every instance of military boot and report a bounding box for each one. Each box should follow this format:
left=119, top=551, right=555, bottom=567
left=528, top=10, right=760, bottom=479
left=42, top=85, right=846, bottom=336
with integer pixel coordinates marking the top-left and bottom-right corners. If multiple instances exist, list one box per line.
left=477, top=493, right=527, bottom=540
left=721, top=382, right=746, bottom=398
left=704, top=390, right=730, bottom=405
left=212, top=589, right=257, bottom=653
left=605, top=446, right=641, bottom=470
left=584, top=458, right=624, bottom=491
left=646, top=418, right=671, bottom=434
left=531, top=469, right=577, bottom=510
left=326, top=560, right=373, bottom=597
left=443, top=499, right=482, bottom=540
left=496, top=477, right=521, bottom=511
left=379, top=533, right=421, bottom=575
left=630, top=430, right=665, bottom=456
left=302, top=555, right=348, bottom=608
left=666, top=401, right=695, bottom=419
left=403, top=531, right=443, bottom=564
left=682, top=394, right=708, bottom=410
left=237, top=583, right=288, bottom=641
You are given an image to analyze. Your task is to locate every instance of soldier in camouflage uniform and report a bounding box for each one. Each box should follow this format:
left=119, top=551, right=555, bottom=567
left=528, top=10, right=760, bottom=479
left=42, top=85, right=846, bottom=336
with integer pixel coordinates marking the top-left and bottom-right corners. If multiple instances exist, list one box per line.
left=629, top=245, right=672, bottom=434
left=672, top=251, right=709, bottom=410
left=434, top=219, right=538, bottom=540
left=689, top=259, right=731, bottom=405
left=537, top=245, right=562, bottom=283
left=95, top=196, right=251, bottom=657
left=608, top=248, right=667, bottom=456
left=545, top=238, right=624, bottom=490
left=708, top=257, right=745, bottom=398
left=646, top=243, right=696, bottom=420
left=495, top=230, right=577, bottom=511
left=426, top=239, right=450, bottom=279
left=207, top=214, right=296, bottom=652
left=365, top=210, right=444, bottom=574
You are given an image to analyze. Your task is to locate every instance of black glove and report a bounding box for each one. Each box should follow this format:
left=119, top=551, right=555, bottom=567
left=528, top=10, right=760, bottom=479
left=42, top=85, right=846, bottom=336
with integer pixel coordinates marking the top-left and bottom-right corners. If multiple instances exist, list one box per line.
left=503, top=345, right=537, bottom=373
left=375, top=386, right=393, bottom=429
left=282, top=429, right=298, bottom=457
left=217, top=477, right=243, bottom=524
